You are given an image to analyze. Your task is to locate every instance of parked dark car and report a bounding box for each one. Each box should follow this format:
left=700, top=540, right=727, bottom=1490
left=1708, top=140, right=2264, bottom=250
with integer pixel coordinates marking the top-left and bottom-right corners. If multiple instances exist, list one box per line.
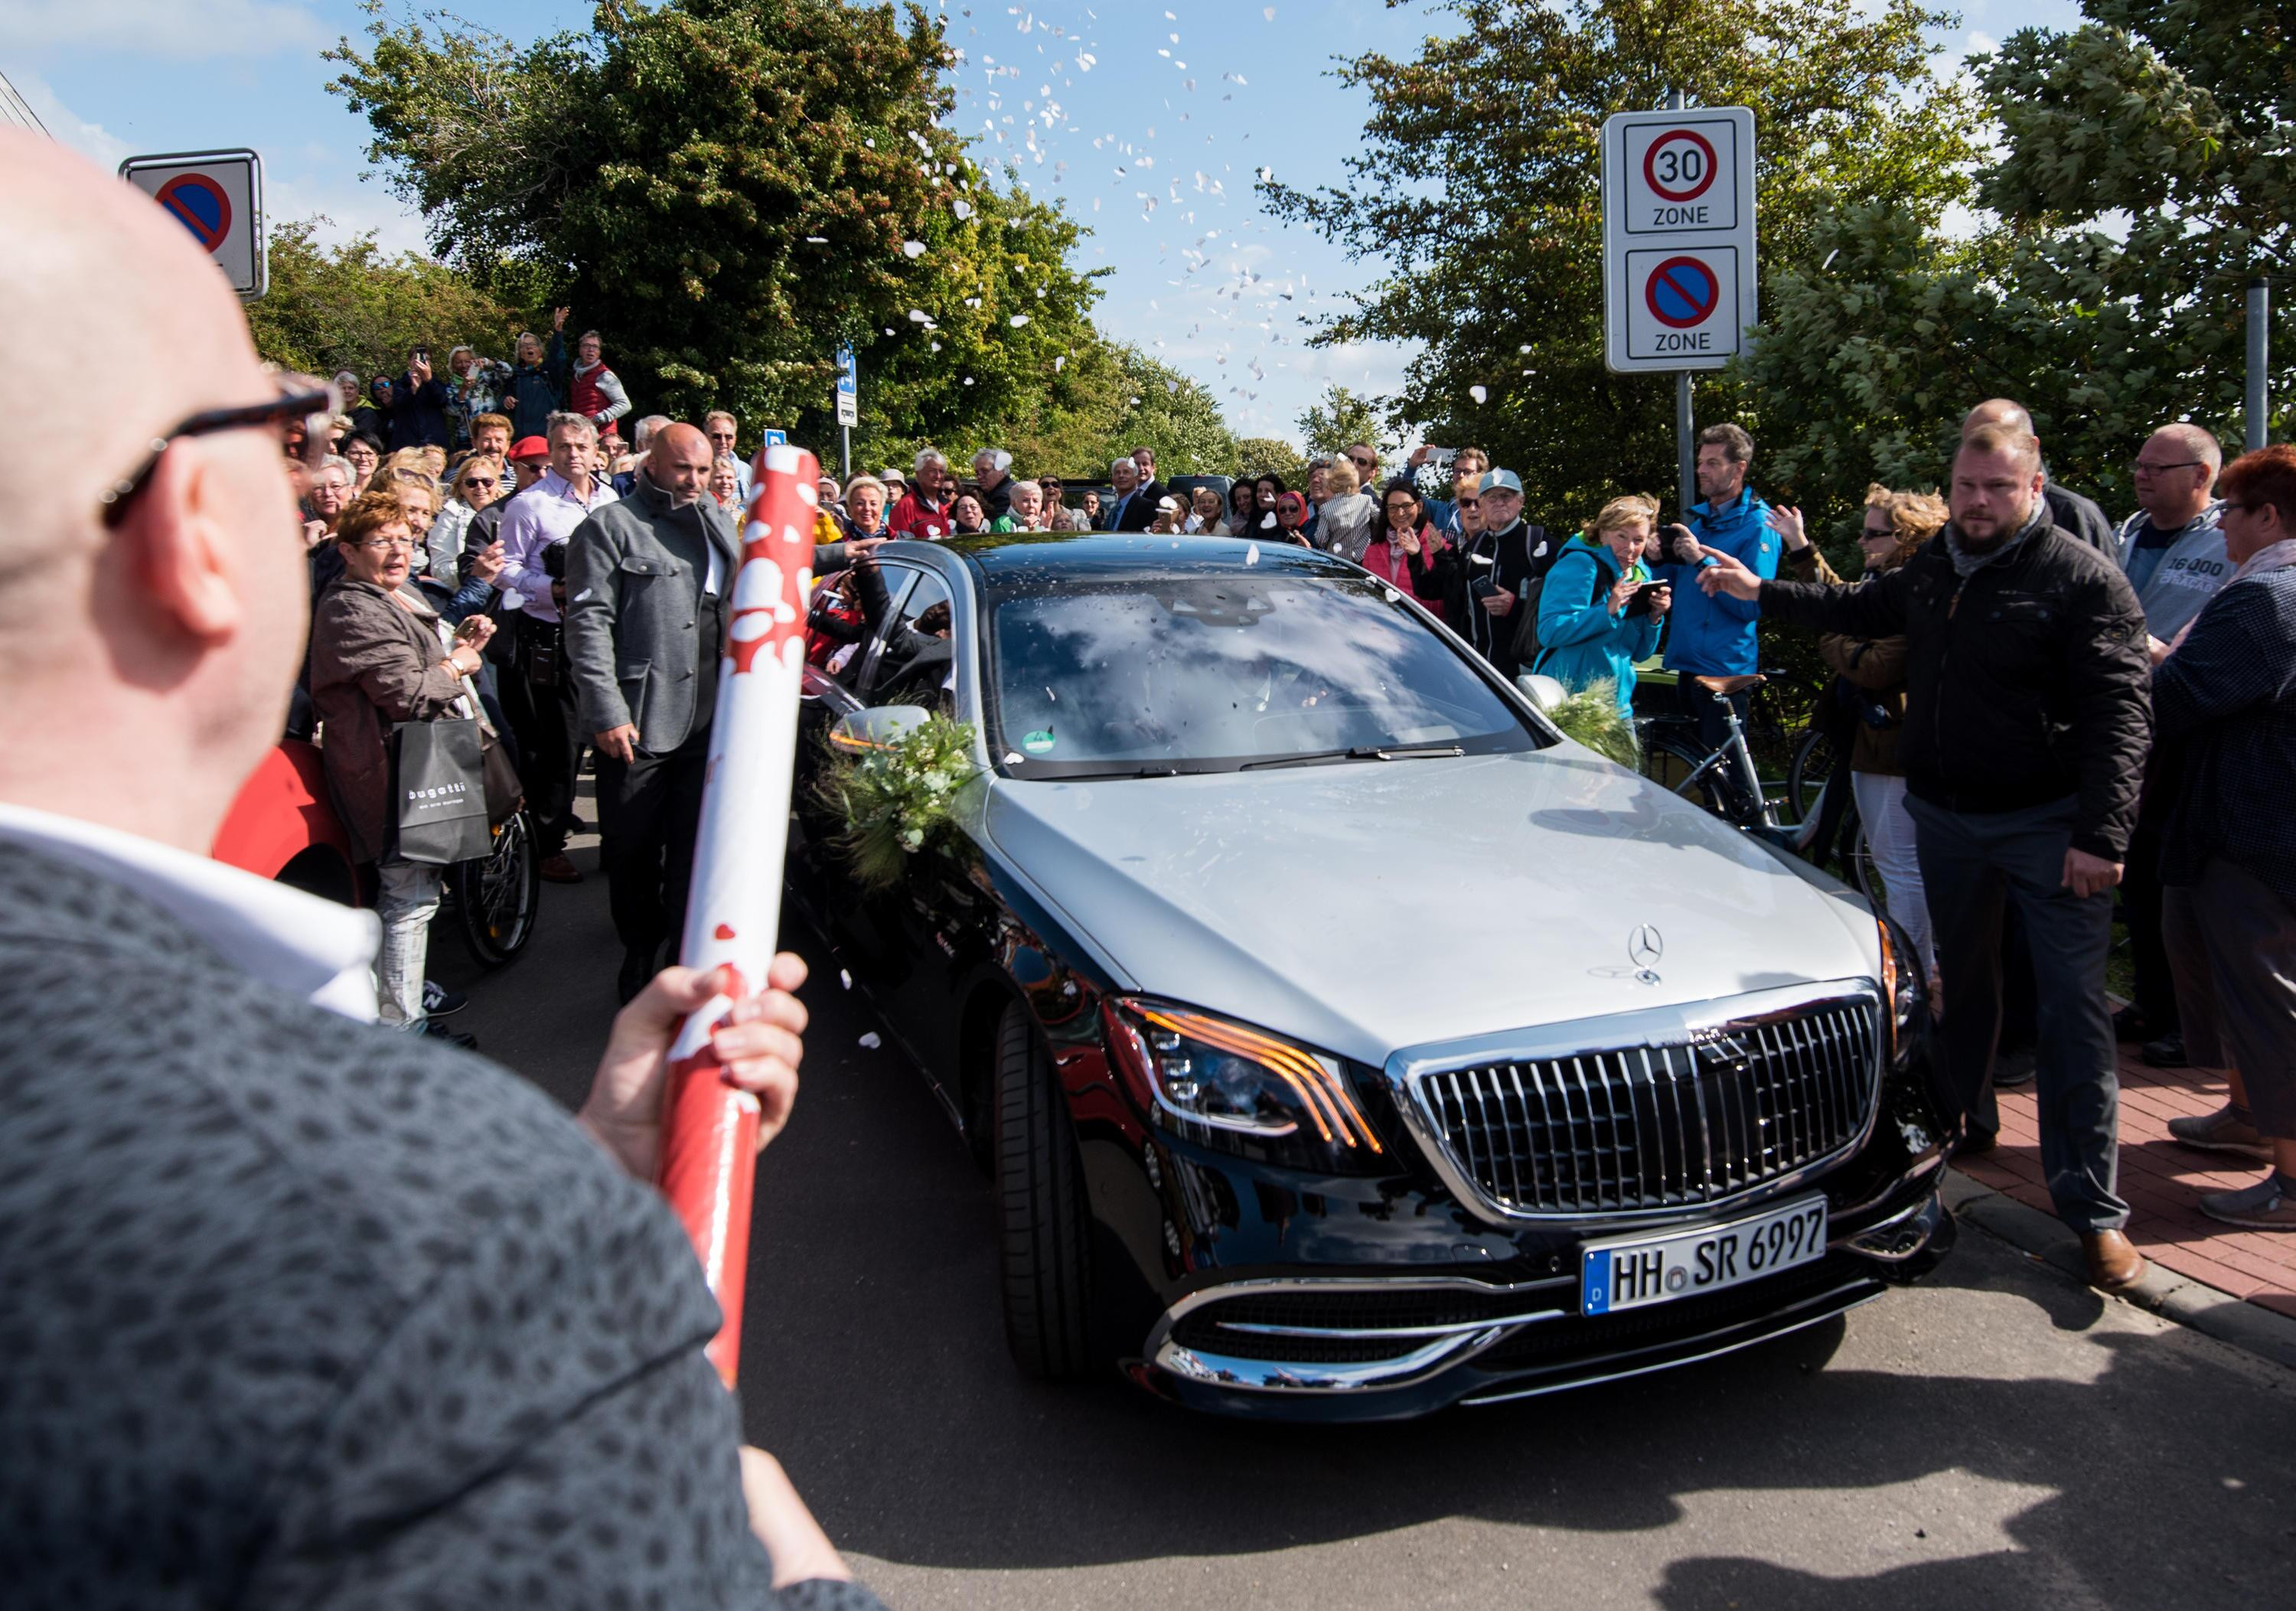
left=786, top=533, right=1955, bottom=1421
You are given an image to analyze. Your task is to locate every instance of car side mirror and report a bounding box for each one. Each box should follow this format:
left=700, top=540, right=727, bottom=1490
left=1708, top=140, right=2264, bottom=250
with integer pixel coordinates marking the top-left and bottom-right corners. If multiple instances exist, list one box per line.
left=830, top=706, right=932, bottom=752
left=1515, top=673, right=1567, bottom=713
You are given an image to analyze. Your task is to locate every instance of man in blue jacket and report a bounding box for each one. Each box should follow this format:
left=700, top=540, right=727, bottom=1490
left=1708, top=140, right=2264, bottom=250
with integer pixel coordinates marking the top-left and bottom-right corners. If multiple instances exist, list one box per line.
left=1654, top=422, right=1778, bottom=816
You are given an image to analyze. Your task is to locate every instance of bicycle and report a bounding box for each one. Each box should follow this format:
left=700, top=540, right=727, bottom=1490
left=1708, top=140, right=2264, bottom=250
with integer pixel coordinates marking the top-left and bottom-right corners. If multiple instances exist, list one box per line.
left=1637, top=673, right=1777, bottom=827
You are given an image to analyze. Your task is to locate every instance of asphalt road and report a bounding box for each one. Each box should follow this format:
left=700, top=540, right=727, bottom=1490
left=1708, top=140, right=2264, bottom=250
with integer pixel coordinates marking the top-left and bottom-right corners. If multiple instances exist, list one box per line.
left=438, top=814, right=2296, bottom=1611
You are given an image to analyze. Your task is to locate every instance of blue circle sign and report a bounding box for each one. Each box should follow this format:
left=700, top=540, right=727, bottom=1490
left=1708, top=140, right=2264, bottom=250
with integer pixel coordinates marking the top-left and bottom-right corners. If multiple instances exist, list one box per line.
left=1645, top=256, right=1719, bottom=330
left=155, top=174, right=233, bottom=253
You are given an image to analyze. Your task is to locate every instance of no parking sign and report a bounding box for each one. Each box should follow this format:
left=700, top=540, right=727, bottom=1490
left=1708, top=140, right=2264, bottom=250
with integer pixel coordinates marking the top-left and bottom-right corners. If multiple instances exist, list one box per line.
left=119, top=149, right=266, bottom=300
left=1600, top=109, right=1755, bottom=373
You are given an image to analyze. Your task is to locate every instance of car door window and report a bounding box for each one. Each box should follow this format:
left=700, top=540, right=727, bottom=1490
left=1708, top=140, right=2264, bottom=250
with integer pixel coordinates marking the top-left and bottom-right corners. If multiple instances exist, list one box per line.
left=863, top=568, right=957, bottom=714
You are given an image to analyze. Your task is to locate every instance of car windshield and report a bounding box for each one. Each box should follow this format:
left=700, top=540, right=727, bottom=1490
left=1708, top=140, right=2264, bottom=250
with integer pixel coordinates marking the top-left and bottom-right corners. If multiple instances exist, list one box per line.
left=985, top=571, right=1544, bottom=778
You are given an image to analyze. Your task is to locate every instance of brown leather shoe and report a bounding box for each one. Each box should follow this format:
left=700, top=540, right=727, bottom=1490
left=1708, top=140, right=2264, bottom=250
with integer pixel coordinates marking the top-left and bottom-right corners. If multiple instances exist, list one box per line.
left=2083, top=1230, right=2146, bottom=1294
left=539, top=853, right=584, bottom=885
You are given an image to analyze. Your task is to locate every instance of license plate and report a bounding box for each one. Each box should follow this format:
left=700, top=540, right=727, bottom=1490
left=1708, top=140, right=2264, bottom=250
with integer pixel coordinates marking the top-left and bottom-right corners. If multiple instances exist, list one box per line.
left=1581, top=1195, right=1828, bottom=1316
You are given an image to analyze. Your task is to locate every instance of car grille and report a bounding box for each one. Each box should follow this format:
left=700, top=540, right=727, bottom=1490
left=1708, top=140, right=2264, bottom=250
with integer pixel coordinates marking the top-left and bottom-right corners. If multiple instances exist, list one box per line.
left=1412, top=996, right=1881, bottom=1216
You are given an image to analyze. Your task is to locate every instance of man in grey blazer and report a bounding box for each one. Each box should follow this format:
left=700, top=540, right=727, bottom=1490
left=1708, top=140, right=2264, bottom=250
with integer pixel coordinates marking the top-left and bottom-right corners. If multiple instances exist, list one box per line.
left=565, top=421, right=744, bottom=1001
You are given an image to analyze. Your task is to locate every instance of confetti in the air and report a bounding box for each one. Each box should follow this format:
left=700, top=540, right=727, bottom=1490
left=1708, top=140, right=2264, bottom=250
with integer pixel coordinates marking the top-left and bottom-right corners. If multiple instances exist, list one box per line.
left=903, top=240, right=928, bottom=258
left=1469, top=384, right=1489, bottom=403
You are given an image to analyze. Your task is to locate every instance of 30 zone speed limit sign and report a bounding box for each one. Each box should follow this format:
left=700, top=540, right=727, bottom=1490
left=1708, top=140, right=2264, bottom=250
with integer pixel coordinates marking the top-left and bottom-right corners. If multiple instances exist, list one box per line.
left=1602, top=106, right=1756, bottom=372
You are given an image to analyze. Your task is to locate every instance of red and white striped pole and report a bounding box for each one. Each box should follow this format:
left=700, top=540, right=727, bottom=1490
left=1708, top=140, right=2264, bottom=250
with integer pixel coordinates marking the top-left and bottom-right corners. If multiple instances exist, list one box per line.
left=654, top=443, right=818, bottom=1388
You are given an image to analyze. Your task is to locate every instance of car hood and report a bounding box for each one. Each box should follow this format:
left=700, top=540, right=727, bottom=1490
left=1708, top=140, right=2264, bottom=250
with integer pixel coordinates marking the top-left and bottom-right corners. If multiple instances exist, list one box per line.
left=981, top=747, right=1880, bottom=1068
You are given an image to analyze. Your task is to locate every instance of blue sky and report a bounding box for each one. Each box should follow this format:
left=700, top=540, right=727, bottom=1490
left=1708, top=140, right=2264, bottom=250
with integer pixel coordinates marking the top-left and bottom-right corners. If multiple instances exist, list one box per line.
left=10, top=0, right=2081, bottom=448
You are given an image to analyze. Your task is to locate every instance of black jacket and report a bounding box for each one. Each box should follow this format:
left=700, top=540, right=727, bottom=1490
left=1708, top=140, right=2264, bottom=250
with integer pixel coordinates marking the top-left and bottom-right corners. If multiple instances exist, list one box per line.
left=2153, top=566, right=2296, bottom=901
left=1758, top=519, right=2151, bottom=860
left=2044, top=478, right=2114, bottom=553
left=388, top=370, right=454, bottom=451
left=1114, top=478, right=1169, bottom=533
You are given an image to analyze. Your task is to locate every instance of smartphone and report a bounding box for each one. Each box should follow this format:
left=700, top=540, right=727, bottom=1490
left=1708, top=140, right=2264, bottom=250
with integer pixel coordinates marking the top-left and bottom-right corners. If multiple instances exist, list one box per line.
left=1468, top=572, right=1498, bottom=601
left=1424, top=445, right=1456, bottom=471
left=1629, top=581, right=1671, bottom=615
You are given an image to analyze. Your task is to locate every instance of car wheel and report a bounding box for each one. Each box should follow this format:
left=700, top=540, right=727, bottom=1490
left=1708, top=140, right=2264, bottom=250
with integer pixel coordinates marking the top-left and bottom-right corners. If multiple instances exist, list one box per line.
left=454, top=810, right=542, bottom=968
left=995, top=999, right=1094, bottom=1379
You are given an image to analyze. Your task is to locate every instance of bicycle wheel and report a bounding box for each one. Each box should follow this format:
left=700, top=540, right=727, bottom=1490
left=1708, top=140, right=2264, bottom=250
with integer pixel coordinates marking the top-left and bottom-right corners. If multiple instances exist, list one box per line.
left=1786, top=726, right=1838, bottom=823
left=455, top=809, right=542, bottom=967
left=1646, top=735, right=1735, bottom=821
left=1844, top=810, right=1885, bottom=905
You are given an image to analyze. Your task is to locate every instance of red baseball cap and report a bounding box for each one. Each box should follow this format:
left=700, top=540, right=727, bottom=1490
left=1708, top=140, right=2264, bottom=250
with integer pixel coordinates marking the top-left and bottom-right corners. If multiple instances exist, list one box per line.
left=507, top=435, right=549, bottom=462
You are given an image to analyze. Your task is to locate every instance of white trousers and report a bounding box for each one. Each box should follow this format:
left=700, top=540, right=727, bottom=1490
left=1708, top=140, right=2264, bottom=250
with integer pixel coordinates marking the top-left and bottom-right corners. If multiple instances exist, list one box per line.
left=1854, top=771, right=1936, bottom=977
left=375, top=857, right=444, bottom=1027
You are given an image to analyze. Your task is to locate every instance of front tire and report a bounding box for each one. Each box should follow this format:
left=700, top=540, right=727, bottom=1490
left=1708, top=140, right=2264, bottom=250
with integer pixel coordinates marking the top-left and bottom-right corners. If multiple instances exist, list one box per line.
left=454, top=810, right=542, bottom=967
left=995, top=1000, right=1094, bottom=1380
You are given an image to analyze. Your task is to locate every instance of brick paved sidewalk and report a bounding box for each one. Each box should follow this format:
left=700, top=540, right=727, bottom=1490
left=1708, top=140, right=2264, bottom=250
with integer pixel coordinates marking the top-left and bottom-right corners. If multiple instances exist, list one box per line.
left=1957, top=1045, right=2296, bottom=1321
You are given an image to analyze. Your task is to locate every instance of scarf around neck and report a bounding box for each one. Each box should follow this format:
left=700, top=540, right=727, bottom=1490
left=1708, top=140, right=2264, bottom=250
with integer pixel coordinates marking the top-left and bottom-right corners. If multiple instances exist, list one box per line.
left=1944, top=499, right=2052, bottom=580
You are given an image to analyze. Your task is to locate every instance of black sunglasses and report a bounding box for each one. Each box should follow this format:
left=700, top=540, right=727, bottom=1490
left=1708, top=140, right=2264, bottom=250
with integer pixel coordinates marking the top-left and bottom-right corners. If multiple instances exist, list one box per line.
left=99, top=378, right=338, bottom=530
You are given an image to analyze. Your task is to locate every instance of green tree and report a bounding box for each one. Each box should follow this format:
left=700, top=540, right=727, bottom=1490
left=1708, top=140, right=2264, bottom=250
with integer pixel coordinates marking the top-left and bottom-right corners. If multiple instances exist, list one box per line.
left=1740, top=2, right=2292, bottom=532
left=329, top=0, right=1018, bottom=432
left=245, top=217, right=517, bottom=386
left=1261, top=0, right=1978, bottom=524
left=850, top=166, right=1109, bottom=465
left=1296, top=384, right=1385, bottom=460
left=1975, top=0, right=2291, bottom=497
left=1234, top=435, right=1309, bottom=481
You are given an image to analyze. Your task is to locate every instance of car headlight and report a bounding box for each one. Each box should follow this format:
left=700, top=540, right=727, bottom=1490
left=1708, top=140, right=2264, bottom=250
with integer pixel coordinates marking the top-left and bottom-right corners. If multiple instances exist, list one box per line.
left=1877, top=915, right=1925, bottom=1066
left=1104, top=999, right=1386, bottom=1166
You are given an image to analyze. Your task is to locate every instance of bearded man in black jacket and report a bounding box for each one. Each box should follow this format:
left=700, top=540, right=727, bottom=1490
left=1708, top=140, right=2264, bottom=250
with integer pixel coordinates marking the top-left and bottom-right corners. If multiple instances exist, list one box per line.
left=1698, top=422, right=2154, bottom=1294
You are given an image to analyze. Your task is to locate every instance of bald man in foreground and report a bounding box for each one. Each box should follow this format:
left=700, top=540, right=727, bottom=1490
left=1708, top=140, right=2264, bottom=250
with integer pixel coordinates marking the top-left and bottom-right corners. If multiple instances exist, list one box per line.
left=564, top=421, right=744, bottom=1003
left=0, top=133, right=882, bottom=1608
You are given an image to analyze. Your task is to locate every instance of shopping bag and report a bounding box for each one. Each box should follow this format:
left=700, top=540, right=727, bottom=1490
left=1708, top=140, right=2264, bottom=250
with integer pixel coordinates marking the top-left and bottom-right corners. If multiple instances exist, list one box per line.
left=390, top=716, right=493, bottom=865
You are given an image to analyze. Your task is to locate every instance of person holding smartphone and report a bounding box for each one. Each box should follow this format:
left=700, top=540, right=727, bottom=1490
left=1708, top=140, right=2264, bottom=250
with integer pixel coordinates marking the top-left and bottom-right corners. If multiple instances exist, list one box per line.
left=1530, top=494, right=1669, bottom=716
left=388, top=343, right=455, bottom=452
left=1650, top=422, right=1779, bottom=816
left=1458, top=468, right=1551, bottom=680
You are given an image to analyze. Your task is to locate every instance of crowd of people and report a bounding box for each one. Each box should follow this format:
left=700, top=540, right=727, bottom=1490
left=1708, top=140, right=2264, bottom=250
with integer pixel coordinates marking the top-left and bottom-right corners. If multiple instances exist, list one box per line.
left=288, top=348, right=2296, bottom=1271
left=272, top=233, right=2296, bottom=1280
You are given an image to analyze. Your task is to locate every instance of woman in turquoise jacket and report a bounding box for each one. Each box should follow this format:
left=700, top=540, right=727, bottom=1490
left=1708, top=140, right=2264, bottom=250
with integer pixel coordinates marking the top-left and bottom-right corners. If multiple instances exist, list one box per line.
left=1532, top=494, right=1671, bottom=716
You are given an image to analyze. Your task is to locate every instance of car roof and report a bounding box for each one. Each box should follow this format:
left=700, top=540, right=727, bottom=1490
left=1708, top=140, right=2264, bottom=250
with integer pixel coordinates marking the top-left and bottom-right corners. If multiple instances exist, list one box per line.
left=910, top=531, right=1358, bottom=589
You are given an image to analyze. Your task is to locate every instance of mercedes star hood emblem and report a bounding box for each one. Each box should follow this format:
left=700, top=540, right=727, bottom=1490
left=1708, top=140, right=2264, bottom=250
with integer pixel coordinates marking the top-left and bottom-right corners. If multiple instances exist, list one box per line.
left=1629, top=924, right=1664, bottom=980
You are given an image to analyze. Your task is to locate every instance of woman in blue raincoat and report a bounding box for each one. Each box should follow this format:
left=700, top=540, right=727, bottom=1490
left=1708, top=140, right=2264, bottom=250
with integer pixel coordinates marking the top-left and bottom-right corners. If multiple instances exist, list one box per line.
left=1532, top=493, right=1671, bottom=716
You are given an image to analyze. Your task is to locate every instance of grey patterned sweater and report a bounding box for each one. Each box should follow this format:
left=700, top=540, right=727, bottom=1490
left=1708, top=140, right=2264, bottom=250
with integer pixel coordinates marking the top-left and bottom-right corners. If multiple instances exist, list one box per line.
left=0, top=841, right=884, bottom=1610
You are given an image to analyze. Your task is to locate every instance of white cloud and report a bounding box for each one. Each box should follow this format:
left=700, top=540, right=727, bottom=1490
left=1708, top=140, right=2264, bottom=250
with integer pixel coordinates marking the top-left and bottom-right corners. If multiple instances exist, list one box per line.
left=266, top=171, right=431, bottom=256
left=7, top=68, right=131, bottom=169
left=11, top=0, right=326, bottom=57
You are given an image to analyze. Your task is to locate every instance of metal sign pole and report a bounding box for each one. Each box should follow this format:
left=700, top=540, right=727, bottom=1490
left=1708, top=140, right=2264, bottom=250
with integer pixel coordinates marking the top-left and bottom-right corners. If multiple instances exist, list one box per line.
left=1665, top=90, right=1694, bottom=517
left=2249, top=277, right=2272, bottom=452
left=1677, top=373, right=1696, bottom=517
left=841, top=425, right=852, bottom=483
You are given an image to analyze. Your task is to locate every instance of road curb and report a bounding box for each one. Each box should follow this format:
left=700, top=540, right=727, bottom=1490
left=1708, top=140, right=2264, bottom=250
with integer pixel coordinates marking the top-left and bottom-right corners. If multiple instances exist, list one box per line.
left=1942, top=1169, right=2296, bottom=1372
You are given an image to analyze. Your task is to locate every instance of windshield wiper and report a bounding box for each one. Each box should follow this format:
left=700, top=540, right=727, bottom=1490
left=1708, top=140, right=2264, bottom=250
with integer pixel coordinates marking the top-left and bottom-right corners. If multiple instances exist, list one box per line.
left=1241, top=742, right=1466, bottom=771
